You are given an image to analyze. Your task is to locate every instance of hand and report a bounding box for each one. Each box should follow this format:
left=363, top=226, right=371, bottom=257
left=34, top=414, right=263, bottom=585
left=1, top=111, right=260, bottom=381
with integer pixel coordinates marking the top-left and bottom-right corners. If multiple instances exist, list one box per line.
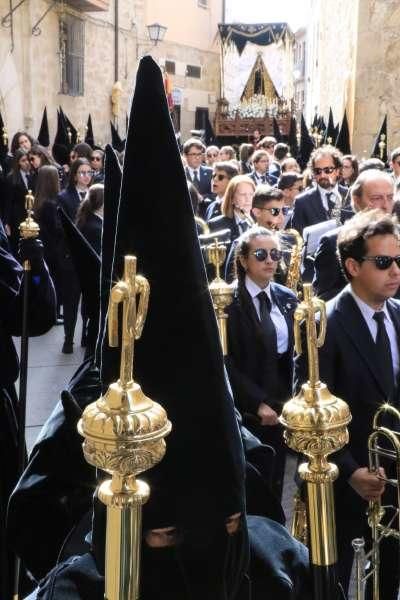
left=257, top=402, right=279, bottom=426
left=18, top=237, right=44, bottom=271
left=5, top=224, right=10, bottom=236
left=349, top=467, right=386, bottom=501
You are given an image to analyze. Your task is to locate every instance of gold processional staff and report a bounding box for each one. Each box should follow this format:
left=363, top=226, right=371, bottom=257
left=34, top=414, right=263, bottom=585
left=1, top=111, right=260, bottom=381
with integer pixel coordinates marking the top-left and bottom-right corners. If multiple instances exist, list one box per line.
left=280, top=283, right=351, bottom=600
left=79, top=256, right=171, bottom=600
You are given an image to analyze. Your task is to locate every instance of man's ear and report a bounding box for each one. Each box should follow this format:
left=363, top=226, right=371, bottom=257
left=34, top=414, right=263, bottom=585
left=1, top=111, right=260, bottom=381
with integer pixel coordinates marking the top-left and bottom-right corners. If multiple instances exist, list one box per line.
left=345, top=257, right=361, bottom=279
left=239, top=255, right=247, bottom=271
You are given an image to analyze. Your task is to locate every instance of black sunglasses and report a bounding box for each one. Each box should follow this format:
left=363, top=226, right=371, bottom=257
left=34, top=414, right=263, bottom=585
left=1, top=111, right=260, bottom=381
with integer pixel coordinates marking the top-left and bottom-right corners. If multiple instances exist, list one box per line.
left=91, top=156, right=101, bottom=161
left=212, top=173, right=227, bottom=181
left=360, top=255, right=400, bottom=270
left=257, top=206, right=289, bottom=217
left=252, top=248, right=282, bottom=262
left=312, top=166, right=336, bottom=176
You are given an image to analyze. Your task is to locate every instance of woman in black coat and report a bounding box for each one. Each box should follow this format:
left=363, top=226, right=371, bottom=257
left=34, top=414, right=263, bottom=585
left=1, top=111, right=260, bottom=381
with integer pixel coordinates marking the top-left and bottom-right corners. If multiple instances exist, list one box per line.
left=226, top=226, right=298, bottom=499
left=57, top=158, right=93, bottom=353
left=3, top=149, right=33, bottom=254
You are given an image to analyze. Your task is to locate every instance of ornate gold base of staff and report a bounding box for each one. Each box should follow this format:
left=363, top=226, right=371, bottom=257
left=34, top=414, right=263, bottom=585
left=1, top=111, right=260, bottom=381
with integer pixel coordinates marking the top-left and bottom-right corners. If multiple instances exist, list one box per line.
left=79, top=256, right=171, bottom=600
left=280, top=283, right=351, bottom=599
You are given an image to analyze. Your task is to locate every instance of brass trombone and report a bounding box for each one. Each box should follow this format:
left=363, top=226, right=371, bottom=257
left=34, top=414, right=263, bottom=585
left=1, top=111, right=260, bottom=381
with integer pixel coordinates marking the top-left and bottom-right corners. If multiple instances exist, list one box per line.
left=353, top=403, right=400, bottom=600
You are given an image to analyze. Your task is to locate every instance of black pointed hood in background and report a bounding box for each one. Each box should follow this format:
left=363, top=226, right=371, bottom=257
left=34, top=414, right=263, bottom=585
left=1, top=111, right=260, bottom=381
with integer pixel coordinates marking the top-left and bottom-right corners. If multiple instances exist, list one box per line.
left=287, top=116, right=299, bottom=159
left=85, top=114, right=95, bottom=148
left=317, top=115, right=326, bottom=135
left=52, top=109, right=70, bottom=165
left=102, top=57, right=246, bottom=589
left=371, top=115, right=388, bottom=163
left=37, top=107, right=50, bottom=147
left=311, top=112, right=319, bottom=129
left=95, top=144, right=122, bottom=367
left=204, top=114, right=216, bottom=146
left=335, top=110, right=351, bottom=155
left=62, top=110, right=78, bottom=148
left=298, top=113, right=315, bottom=169
left=323, top=107, right=335, bottom=145
left=0, top=109, right=8, bottom=166
left=110, top=121, right=125, bottom=152
left=272, top=116, right=282, bottom=142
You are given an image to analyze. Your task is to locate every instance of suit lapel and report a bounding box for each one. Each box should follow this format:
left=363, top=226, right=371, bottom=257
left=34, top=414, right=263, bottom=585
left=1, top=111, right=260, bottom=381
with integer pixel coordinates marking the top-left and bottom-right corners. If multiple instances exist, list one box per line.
left=270, top=284, right=296, bottom=343
left=238, top=287, right=274, bottom=353
left=310, top=188, right=327, bottom=222
left=335, top=290, right=387, bottom=398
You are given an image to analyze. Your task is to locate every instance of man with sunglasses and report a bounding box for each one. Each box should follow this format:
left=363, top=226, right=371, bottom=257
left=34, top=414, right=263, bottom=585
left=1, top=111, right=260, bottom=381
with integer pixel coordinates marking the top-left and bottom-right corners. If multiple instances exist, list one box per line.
left=313, top=169, right=395, bottom=300
left=294, top=212, right=400, bottom=599
left=290, top=146, right=349, bottom=235
left=204, top=161, right=239, bottom=221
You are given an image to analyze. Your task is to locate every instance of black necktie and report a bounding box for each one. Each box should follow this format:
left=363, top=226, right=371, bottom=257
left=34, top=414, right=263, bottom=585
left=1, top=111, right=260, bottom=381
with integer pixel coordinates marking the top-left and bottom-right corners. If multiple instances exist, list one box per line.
left=257, top=290, right=278, bottom=355
left=373, top=311, right=395, bottom=399
left=193, top=170, right=200, bottom=186
left=326, top=192, right=335, bottom=217
left=79, top=191, right=86, bottom=201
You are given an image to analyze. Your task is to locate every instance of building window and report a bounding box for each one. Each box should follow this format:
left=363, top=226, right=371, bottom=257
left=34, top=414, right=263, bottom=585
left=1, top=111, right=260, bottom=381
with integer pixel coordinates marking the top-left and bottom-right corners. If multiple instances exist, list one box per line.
left=165, top=60, right=176, bottom=75
left=186, top=65, right=201, bottom=79
left=60, top=14, right=85, bottom=96
left=198, top=0, right=208, bottom=7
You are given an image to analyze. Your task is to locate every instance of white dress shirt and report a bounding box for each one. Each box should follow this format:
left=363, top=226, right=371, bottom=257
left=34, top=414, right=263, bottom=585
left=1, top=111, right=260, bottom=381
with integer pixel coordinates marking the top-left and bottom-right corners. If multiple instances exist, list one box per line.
left=187, top=167, right=200, bottom=181
left=318, top=184, right=340, bottom=211
left=349, top=285, right=400, bottom=379
left=245, top=275, right=289, bottom=354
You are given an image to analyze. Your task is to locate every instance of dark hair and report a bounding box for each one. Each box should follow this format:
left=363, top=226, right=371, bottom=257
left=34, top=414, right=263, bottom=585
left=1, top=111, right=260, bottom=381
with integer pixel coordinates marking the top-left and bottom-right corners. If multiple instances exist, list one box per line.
left=338, top=212, right=398, bottom=280
left=342, top=154, right=359, bottom=184
left=68, top=157, right=91, bottom=188
left=183, top=138, right=205, bottom=155
left=10, top=131, right=35, bottom=155
left=278, top=172, right=303, bottom=190
left=76, top=183, right=104, bottom=229
left=259, top=136, right=276, bottom=149
left=214, top=161, right=239, bottom=179
left=239, top=143, right=255, bottom=163
left=33, top=165, right=60, bottom=215
left=252, top=149, right=269, bottom=165
left=309, top=145, right=343, bottom=170
left=390, top=147, right=400, bottom=163
left=274, top=143, right=289, bottom=161
left=187, top=181, right=201, bottom=215
left=281, top=157, right=300, bottom=173
left=72, top=142, right=92, bottom=160
left=234, top=226, right=279, bottom=283
left=252, top=185, right=283, bottom=209
left=11, top=148, right=29, bottom=184
left=29, top=144, right=57, bottom=167
left=359, top=157, right=385, bottom=173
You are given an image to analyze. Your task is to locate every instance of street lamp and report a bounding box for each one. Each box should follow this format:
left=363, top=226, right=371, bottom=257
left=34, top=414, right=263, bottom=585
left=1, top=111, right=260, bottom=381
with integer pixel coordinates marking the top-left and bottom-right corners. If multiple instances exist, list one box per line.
left=147, top=23, right=167, bottom=45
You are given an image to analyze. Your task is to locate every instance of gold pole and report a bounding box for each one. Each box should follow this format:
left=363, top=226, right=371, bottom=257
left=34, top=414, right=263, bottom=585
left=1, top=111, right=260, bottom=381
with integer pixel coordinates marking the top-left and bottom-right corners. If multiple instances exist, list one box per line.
left=207, top=238, right=233, bottom=355
left=79, top=256, right=171, bottom=600
left=280, top=283, right=351, bottom=596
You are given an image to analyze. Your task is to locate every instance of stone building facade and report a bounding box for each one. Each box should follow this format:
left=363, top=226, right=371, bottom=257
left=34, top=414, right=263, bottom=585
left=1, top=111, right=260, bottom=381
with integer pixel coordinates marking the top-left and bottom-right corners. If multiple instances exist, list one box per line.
left=0, top=0, right=222, bottom=145
left=304, top=0, right=400, bottom=156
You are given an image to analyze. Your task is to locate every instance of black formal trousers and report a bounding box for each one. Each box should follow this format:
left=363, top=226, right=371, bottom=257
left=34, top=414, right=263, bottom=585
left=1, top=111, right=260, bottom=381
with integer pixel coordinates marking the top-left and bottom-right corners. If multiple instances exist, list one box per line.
left=294, top=287, right=400, bottom=599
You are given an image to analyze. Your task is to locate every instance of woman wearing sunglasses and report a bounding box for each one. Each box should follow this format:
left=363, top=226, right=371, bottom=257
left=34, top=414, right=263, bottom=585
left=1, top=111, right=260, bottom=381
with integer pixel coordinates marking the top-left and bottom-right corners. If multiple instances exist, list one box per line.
left=226, top=226, right=298, bottom=500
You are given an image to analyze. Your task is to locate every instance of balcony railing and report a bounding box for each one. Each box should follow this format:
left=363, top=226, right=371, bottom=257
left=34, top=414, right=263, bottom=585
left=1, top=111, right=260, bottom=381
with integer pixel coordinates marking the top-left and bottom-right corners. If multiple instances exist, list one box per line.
left=66, top=0, right=109, bottom=11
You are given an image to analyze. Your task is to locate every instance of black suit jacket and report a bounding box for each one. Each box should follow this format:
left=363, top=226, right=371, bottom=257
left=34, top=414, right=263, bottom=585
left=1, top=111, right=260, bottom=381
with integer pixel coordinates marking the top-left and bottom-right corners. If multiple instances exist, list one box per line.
left=226, top=283, right=298, bottom=416
left=249, top=171, right=273, bottom=186
left=58, top=187, right=81, bottom=221
left=294, top=288, right=400, bottom=492
left=79, top=213, right=103, bottom=256
left=290, top=184, right=349, bottom=235
left=312, top=227, right=346, bottom=301
left=185, top=165, right=212, bottom=197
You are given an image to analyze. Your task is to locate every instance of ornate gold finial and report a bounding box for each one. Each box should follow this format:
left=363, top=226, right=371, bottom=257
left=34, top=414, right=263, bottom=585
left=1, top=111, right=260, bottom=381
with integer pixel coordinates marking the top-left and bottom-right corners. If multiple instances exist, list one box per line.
left=207, top=239, right=234, bottom=355
left=19, top=190, right=40, bottom=240
left=67, top=126, right=72, bottom=144
left=378, top=133, right=386, bottom=160
left=76, top=130, right=81, bottom=143
left=79, top=256, right=171, bottom=600
left=2, top=126, right=8, bottom=146
left=327, top=136, right=333, bottom=145
left=280, top=284, right=351, bottom=570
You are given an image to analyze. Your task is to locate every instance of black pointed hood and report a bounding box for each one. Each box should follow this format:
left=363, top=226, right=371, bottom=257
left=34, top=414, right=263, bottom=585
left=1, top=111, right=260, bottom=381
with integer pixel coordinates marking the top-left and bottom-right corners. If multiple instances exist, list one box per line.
left=102, top=56, right=246, bottom=560
left=323, top=107, right=335, bottom=145
left=371, top=115, right=388, bottom=163
left=85, top=114, right=95, bottom=148
left=37, top=107, right=50, bottom=147
left=311, top=112, right=319, bottom=129
left=272, top=116, right=282, bottom=142
left=204, top=114, right=216, bottom=145
left=62, top=109, right=78, bottom=148
left=52, top=109, right=70, bottom=165
left=287, top=115, right=299, bottom=159
left=335, top=110, right=351, bottom=154
left=110, top=121, right=125, bottom=152
left=298, top=113, right=315, bottom=169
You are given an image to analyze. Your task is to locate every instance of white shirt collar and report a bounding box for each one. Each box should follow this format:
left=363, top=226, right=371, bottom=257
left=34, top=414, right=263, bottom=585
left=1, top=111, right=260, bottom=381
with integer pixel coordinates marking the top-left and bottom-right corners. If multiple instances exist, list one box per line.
left=317, top=183, right=339, bottom=197
left=245, top=275, right=272, bottom=301
left=348, top=284, right=390, bottom=321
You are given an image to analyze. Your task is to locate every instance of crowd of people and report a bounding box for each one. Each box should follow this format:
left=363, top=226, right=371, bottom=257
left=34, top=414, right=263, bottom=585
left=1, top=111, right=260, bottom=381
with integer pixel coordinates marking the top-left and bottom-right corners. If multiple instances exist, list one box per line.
left=1, top=95, right=400, bottom=599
